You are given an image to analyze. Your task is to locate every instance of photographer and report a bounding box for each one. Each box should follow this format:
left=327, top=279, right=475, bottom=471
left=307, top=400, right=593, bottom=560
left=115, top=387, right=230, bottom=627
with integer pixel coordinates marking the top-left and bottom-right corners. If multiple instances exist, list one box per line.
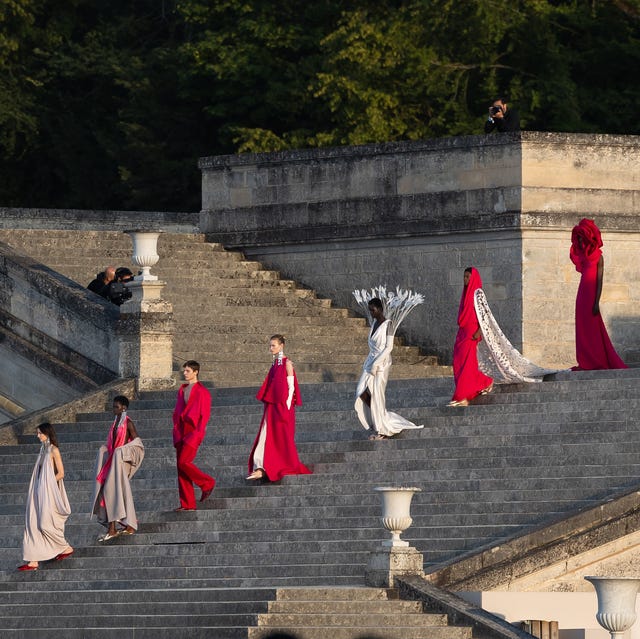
left=106, top=267, right=134, bottom=306
left=88, top=266, right=115, bottom=299
left=484, top=97, right=519, bottom=133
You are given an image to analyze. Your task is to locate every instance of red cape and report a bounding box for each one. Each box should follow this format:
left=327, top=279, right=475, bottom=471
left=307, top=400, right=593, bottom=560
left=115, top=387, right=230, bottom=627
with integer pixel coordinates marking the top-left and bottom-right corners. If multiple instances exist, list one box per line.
left=249, top=358, right=311, bottom=481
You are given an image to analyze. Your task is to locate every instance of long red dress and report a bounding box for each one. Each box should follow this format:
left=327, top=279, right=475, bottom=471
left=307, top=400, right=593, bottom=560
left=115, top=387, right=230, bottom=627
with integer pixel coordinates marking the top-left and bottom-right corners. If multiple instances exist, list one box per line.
left=248, top=357, right=311, bottom=481
left=570, top=219, right=627, bottom=370
left=451, top=268, right=493, bottom=402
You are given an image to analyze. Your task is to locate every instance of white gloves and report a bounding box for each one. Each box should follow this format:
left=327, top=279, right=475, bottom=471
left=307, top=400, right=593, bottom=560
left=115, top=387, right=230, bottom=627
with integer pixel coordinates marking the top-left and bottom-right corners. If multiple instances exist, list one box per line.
left=286, top=375, right=295, bottom=409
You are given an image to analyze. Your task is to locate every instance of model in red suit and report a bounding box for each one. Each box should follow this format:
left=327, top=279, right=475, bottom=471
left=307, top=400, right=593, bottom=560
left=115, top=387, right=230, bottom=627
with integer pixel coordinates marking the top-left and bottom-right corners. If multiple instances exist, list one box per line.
left=246, top=335, right=311, bottom=482
left=172, top=360, right=215, bottom=510
left=449, top=267, right=494, bottom=407
left=570, top=218, right=627, bottom=370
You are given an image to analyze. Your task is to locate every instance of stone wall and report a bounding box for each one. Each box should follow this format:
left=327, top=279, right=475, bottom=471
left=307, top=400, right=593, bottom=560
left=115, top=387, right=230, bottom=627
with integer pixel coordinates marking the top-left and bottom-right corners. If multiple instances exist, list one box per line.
left=0, top=241, right=121, bottom=375
left=0, top=207, right=199, bottom=232
left=199, top=132, right=640, bottom=366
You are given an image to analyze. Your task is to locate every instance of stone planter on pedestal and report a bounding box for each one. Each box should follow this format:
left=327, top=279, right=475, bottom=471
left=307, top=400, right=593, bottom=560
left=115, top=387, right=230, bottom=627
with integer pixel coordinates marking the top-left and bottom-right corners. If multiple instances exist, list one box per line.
left=118, top=231, right=174, bottom=390
left=585, top=576, right=640, bottom=639
left=365, top=487, right=424, bottom=587
left=126, top=230, right=161, bottom=281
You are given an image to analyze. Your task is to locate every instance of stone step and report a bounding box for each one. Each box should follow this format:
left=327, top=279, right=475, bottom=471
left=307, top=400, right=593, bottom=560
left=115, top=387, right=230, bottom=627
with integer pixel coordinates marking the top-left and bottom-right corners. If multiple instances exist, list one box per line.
left=248, top=626, right=471, bottom=639
left=165, top=343, right=417, bottom=359
left=0, top=574, right=364, bottom=592
left=4, top=454, right=640, bottom=491
left=0, top=628, right=247, bottom=639
left=9, top=435, right=640, bottom=468
left=0, top=613, right=260, bottom=630
left=0, top=586, right=276, bottom=604
left=6, top=448, right=640, bottom=485
left=87, top=397, right=593, bottom=424
left=255, top=612, right=448, bottom=628
left=165, top=317, right=369, bottom=331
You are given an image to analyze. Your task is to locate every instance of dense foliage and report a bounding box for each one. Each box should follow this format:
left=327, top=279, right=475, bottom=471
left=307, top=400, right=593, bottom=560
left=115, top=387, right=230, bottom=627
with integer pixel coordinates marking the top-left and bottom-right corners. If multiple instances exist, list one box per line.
left=1, top=0, right=639, bottom=211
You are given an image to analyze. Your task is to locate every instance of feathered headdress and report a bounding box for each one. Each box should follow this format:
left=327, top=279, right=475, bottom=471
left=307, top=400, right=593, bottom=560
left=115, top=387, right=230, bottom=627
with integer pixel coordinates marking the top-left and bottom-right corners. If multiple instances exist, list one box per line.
left=352, top=285, right=425, bottom=335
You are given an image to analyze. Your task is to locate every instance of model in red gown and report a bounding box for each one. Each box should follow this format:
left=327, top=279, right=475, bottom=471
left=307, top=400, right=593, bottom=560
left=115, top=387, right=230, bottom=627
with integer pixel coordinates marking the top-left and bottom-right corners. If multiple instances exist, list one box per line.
left=449, top=267, right=493, bottom=406
left=247, top=335, right=311, bottom=481
left=570, top=218, right=627, bottom=370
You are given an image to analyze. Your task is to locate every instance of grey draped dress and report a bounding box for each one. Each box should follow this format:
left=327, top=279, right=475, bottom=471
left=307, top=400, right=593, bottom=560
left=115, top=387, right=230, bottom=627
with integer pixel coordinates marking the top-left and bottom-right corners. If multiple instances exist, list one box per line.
left=22, top=442, right=71, bottom=562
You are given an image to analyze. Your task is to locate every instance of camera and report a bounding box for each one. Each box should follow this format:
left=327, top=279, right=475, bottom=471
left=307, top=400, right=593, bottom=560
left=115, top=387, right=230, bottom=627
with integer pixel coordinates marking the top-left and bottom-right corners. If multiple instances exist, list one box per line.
left=489, top=106, right=502, bottom=116
left=108, top=281, right=133, bottom=306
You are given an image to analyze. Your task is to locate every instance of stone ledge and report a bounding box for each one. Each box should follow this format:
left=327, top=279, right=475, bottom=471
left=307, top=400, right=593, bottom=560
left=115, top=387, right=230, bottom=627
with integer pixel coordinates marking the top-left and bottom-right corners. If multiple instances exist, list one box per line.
left=397, top=575, right=535, bottom=639
left=0, top=208, right=199, bottom=232
left=0, top=240, right=121, bottom=372
left=521, top=211, right=640, bottom=231
left=425, top=487, right=640, bottom=591
left=199, top=133, right=522, bottom=169
left=199, top=132, right=640, bottom=170
left=0, top=377, right=136, bottom=446
left=0, top=315, right=115, bottom=390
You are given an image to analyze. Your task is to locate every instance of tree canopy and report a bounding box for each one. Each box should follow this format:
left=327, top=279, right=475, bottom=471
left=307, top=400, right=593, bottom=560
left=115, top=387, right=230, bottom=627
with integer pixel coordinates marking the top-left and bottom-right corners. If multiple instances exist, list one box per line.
left=1, top=0, right=639, bottom=211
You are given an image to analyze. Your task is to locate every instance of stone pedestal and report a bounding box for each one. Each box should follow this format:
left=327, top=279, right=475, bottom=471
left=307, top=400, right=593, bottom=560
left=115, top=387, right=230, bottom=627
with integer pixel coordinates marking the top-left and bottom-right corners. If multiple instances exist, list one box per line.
left=365, top=546, right=425, bottom=588
left=117, top=280, right=175, bottom=391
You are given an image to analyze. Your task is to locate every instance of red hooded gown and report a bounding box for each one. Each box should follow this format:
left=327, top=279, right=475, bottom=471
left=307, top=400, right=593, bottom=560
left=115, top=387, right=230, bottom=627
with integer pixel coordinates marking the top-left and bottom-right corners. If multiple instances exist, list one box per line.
left=451, top=268, right=493, bottom=402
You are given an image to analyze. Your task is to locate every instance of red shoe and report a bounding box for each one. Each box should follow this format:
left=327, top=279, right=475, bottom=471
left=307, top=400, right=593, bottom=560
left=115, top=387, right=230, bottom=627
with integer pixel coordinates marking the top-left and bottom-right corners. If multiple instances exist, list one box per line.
left=55, top=550, right=74, bottom=561
left=17, top=564, right=38, bottom=571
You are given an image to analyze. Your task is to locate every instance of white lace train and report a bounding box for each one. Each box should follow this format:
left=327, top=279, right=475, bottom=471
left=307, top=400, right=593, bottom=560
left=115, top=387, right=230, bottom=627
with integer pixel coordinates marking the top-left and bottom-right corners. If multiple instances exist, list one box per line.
left=474, top=289, right=561, bottom=383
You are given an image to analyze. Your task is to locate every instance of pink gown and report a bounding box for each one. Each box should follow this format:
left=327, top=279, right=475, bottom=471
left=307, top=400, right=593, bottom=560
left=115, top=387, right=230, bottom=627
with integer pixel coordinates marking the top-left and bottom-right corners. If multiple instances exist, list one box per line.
left=451, top=268, right=493, bottom=402
left=570, top=219, right=627, bottom=370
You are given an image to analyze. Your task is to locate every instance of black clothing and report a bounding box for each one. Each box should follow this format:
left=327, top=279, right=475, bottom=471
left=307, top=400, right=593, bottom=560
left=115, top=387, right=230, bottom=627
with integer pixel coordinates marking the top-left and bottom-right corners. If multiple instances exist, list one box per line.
left=106, top=271, right=134, bottom=306
left=106, top=280, right=131, bottom=306
left=484, top=108, right=520, bottom=133
left=88, top=272, right=110, bottom=299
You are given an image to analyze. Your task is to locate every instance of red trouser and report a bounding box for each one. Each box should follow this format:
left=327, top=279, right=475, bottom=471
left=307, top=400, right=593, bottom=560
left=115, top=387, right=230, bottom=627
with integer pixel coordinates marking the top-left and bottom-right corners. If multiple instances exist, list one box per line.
left=175, top=442, right=215, bottom=509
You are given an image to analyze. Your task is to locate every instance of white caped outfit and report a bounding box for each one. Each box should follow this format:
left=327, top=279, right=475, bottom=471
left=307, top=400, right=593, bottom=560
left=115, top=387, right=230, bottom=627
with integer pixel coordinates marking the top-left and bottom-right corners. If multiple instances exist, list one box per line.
left=354, top=319, right=423, bottom=436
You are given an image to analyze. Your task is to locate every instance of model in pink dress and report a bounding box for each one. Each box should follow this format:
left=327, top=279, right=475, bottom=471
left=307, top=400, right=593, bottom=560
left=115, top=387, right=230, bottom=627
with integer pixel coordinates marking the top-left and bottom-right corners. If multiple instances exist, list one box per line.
left=570, top=218, right=627, bottom=370
left=449, top=267, right=493, bottom=406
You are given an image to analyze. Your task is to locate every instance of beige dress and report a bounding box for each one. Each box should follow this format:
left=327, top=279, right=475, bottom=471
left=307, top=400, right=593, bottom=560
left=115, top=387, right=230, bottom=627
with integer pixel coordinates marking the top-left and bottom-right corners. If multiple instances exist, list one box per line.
left=22, top=442, right=71, bottom=562
left=91, top=437, right=145, bottom=531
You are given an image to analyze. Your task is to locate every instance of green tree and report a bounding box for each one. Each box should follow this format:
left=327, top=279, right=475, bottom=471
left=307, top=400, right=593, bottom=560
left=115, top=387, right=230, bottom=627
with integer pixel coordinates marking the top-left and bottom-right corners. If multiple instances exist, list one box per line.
left=0, top=0, right=40, bottom=198
left=0, top=0, right=639, bottom=210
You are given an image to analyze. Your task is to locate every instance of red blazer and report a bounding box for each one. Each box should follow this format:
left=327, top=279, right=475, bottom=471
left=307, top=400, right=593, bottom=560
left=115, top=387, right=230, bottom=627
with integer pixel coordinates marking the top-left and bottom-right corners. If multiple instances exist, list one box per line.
left=172, top=382, right=211, bottom=448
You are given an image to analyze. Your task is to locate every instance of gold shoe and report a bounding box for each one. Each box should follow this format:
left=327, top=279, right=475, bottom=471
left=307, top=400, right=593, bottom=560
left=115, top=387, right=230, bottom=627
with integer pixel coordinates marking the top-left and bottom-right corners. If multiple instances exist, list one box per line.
left=98, top=531, right=120, bottom=542
left=246, top=469, right=265, bottom=480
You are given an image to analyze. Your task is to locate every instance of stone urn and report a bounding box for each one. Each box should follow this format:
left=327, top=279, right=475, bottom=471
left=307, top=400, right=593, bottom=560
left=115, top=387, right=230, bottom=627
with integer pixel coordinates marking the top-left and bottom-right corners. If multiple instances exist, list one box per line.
left=374, top=486, right=421, bottom=548
left=125, top=230, right=162, bottom=281
left=585, top=576, right=640, bottom=639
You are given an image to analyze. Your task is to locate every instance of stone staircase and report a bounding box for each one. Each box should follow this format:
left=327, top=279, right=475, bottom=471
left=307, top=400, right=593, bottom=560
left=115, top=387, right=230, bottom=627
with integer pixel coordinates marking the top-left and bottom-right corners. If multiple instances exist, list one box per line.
left=0, top=368, right=639, bottom=636
left=0, top=229, right=448, bottom=385
left=247, top=588, right=472, bottom=639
